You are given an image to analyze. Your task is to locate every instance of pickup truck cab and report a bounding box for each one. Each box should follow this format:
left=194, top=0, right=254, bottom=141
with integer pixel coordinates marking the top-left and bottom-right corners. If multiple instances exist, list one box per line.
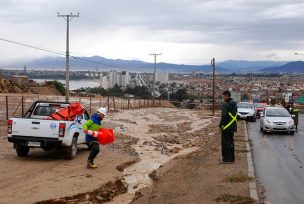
left=7, top=101, right=90, bottom=159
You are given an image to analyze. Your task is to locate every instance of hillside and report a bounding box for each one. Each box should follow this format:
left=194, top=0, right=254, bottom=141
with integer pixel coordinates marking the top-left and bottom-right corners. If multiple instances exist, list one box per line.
left=259, top=61, right=304, bottom=73
left=0, top=77, right=62, bottom=95
left=7, top=56, right=228, bottom=73
left=217, top=60, right=288, bottom=72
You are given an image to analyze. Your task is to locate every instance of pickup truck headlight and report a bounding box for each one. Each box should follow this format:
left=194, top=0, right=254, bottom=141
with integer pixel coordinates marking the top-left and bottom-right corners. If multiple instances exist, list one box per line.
left=289, top=120, right=294, bottom=125
left=265, top=120, right=271, bottom=124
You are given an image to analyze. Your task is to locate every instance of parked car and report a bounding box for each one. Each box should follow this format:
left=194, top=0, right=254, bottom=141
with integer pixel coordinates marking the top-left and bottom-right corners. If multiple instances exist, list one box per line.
left=260, top=107, right=295, bottom=135
left=254, top=103, right=267, bottom=118
left=237, top=102, right=256, bottom=122
left=7, top=101, right=89, bottom=159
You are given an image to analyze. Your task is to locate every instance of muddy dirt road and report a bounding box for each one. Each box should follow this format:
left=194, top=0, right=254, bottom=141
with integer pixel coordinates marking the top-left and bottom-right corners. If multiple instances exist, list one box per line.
left=0, top=108, right=217, bottom=204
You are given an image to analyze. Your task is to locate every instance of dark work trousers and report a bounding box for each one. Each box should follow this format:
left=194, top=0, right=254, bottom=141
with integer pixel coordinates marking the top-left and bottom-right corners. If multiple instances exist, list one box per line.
left=88, top=141, right=100, bottom=162
left=221, top=132, right=235, bottom=162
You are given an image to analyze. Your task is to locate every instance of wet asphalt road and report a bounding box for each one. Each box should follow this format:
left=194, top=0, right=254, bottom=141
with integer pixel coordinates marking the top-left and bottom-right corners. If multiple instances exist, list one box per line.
left=248, top=115, right=304, bottom=204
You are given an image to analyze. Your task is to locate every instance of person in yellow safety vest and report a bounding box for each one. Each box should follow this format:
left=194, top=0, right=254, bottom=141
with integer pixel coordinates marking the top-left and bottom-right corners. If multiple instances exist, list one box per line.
left=218, top=90, right=238, bottom=164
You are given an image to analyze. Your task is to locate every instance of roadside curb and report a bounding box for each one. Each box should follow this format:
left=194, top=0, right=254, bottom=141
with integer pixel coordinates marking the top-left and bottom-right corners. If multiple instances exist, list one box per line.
left=244, top=122, right=259, bottom=202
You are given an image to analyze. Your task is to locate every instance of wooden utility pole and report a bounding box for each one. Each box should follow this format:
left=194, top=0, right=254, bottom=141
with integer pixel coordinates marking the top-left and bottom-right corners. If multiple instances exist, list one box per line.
left=211, top=58, right=216, bottom=115
left=150, top=53, right=162, bottom=106
left=57, top=12, right=79, bottom=103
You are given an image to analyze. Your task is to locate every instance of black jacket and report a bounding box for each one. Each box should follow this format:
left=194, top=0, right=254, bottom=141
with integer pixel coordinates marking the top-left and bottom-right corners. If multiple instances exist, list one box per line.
left=219, top=98, right=238, bottom=133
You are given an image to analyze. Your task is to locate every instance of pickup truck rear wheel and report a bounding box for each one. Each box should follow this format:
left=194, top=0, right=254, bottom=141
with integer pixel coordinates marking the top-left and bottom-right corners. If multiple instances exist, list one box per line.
left=16, top=144, right=29, bottom=157
left=65, top=137, right=78, bottom=160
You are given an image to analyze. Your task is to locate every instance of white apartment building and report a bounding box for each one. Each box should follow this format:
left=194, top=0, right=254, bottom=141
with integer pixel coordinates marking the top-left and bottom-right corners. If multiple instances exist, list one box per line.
left=155, top=71, right=169, bottom=84
left=120, top=71, right=130, bottom=87
left=108, top=70, right=118, bottom=88
left=105, top=70, right=131, bottom=88
left=100, top=75, right=108, bottom=89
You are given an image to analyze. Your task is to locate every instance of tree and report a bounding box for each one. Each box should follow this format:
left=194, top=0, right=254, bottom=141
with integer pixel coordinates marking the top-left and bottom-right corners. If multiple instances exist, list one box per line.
left=46, top=80, right=65, bottom=95
left=125, top=85, right=151, bottom=98
left=171, top=88, right=189, bottom=102
left=108, top=84, right=122, bottom=96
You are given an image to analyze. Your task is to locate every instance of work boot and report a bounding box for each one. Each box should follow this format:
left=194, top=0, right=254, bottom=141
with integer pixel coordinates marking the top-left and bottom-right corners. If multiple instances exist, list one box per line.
left=87, top=160, right=97, bottom=169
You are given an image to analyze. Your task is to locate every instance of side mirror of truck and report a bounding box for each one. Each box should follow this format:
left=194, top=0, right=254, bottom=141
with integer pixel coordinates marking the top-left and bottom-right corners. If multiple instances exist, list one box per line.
left=292, top=115, right=295, bottom=117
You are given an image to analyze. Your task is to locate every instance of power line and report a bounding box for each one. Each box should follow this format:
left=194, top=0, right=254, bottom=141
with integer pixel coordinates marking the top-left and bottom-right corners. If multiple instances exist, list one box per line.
left=0, top=37, right=127, bottom=70
left=0, top=38, right=66, bottom=56
left=0, top=37, right=210, bottom=71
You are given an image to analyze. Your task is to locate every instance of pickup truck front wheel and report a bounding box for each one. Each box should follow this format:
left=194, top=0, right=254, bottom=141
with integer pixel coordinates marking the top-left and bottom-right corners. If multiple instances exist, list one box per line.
left=65, top=137, right=78, bottom=160
left=16, top=144, right=29, bottom=157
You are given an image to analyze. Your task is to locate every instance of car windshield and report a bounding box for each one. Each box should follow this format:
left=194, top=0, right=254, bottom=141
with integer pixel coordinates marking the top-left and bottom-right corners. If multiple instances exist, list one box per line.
left=255, top=103, right=265, bottom=108
left=238, top=103, right=253, bottom=109
left=266, top=109, right=290, bottom=117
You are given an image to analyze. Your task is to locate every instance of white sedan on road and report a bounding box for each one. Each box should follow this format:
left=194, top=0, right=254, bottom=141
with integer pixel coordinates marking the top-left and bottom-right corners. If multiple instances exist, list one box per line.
left=260, top=107, right=295, bottom=135
left=237, top=102, right=257, bottom=122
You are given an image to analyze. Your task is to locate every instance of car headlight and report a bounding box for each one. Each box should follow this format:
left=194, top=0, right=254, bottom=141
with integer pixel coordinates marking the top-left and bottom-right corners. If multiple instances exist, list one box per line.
left=265, top=120, right=271, bottom=124
left=289, top=120, right=294, bottom=125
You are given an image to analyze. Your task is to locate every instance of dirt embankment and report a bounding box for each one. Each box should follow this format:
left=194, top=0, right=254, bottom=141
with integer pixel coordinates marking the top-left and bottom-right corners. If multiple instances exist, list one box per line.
left=131, top=121, right=256, bottom=204
left=0, top=77, right=62, bottom=95
left=0, top=77, right=25, bottom=93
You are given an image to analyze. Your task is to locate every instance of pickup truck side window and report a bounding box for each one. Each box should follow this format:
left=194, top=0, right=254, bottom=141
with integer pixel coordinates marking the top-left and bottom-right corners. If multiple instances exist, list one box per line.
left=33, top=106, right=51, bottom=116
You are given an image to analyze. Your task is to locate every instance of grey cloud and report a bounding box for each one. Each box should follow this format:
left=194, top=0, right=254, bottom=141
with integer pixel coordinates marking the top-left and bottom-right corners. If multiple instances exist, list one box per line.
left=1, top=0, right=304, bottom=61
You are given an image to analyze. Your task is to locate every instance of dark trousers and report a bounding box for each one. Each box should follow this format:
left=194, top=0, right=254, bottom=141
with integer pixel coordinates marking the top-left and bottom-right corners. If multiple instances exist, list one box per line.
left=88, top=141, right=100, bottom=162
left=221, top=132, right=235, bottom=162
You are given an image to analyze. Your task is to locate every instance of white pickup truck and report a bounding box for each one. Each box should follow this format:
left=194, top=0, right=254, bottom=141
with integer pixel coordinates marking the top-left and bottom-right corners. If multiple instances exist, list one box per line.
left=7, top=101, right=90, bottom=159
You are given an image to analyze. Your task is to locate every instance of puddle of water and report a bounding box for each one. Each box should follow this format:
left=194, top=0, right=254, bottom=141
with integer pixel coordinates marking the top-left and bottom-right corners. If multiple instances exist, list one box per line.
left=109, top=142, right=198, bottom=204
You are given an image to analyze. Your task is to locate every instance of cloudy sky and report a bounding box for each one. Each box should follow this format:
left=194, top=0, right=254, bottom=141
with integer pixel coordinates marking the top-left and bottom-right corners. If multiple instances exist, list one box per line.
left=1, top=0, right=304, bottom=65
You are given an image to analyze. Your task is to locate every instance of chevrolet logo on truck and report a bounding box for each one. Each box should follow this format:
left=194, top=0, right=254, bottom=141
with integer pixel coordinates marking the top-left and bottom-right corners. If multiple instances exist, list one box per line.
left=32, top=127, right=39, bottom=130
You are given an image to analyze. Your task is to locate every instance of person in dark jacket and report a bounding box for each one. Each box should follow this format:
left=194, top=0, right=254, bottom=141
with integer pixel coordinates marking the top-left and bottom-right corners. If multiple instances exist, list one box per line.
left=218, top=90, right=238, bottom=164
left=83, top=107, right=107, bottom=169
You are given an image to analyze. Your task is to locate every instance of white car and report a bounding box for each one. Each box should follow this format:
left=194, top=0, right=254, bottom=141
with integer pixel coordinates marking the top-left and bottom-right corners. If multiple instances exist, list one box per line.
left=260, top=107, right=295, bottom=135
left=237, top=102, right=256, bottom=122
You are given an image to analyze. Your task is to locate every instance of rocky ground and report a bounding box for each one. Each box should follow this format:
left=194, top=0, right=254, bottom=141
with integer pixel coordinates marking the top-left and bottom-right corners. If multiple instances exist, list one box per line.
left=0, top=108, right=253, bottom=204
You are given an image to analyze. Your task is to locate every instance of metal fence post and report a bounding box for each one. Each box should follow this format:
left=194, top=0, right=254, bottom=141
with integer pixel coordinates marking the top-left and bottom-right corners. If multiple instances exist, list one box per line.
left=89, top=96, right=92, bottom=114
left=128, top=98, right=130, bottom=109
left=21, top=95, right=24, bottom=117
left=6, top=96, right=8, bottom=120
left=113, top=97, right=116, bottom=111
left=107, top=96, right=110, bottom=111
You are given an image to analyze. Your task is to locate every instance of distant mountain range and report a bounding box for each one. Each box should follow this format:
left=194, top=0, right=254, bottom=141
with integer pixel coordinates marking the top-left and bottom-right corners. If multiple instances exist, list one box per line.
left=217, top=60, right=288, bottom=72
left=2, top=56, right=304, bottom=73
left=259, top=61, right=304, bottom=73
left=5, top=56, right=227, bottom=73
